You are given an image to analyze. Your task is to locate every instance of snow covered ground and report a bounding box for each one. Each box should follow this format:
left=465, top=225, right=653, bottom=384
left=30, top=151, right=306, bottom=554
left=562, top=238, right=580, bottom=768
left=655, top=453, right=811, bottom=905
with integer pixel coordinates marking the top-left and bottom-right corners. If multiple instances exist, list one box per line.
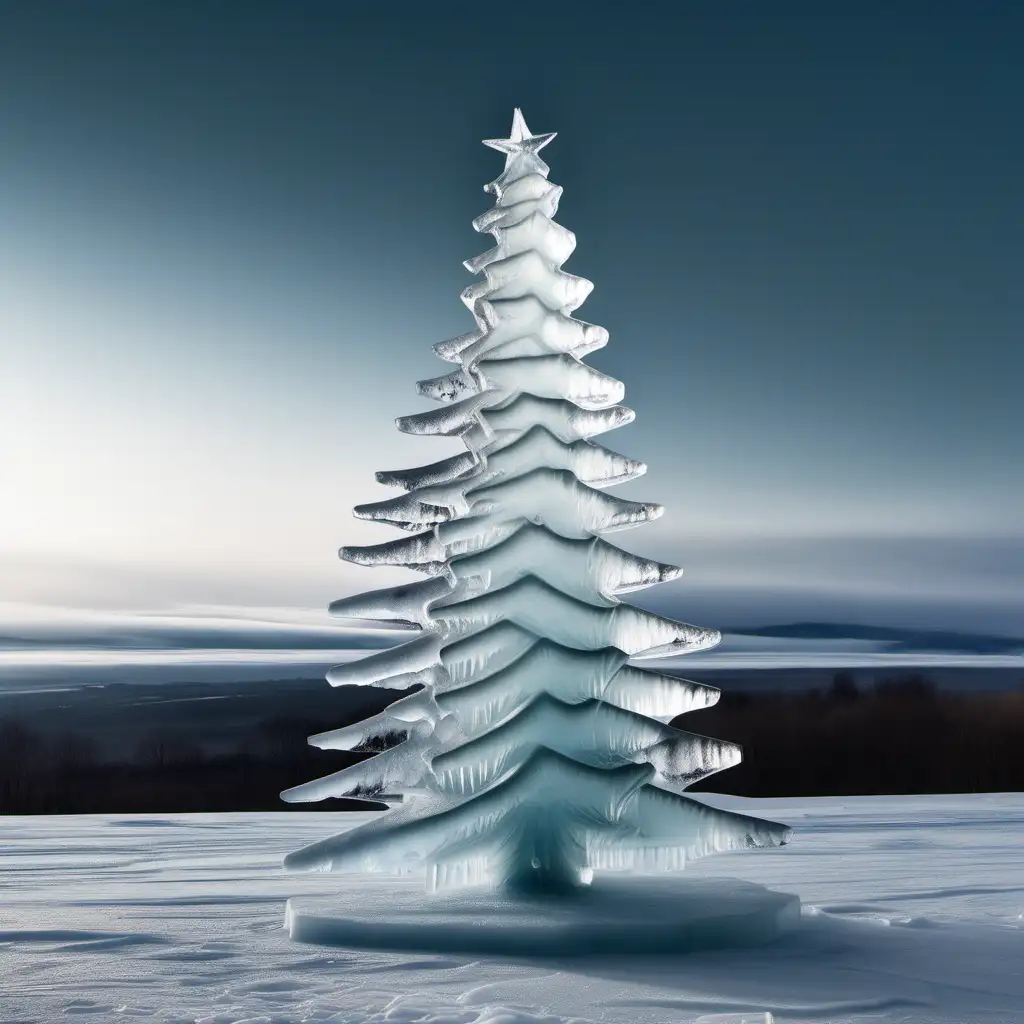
left=1, top=794, right=1022, bottom=1023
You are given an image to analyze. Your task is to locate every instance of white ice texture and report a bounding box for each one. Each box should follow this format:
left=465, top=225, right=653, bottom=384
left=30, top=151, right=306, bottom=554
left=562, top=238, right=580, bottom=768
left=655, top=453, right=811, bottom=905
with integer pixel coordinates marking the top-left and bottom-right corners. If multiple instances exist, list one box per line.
left=283, top=110, right=790, bottom=891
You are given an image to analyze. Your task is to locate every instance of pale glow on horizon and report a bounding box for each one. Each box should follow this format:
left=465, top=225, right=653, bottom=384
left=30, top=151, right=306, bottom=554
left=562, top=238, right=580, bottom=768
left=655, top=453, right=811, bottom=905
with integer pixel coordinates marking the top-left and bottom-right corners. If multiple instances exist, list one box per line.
left=0, top=248, right=446, bottom=586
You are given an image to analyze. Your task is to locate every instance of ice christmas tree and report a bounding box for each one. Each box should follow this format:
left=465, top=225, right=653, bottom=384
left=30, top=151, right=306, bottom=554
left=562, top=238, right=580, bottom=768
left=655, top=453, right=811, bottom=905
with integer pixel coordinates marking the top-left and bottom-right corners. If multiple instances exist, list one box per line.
left=283, top=110, right=791, bottom=893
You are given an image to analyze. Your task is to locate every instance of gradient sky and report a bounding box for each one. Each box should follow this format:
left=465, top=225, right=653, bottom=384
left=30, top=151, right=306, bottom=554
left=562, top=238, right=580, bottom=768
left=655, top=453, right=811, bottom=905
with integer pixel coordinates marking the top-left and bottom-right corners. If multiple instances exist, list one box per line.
left=1, top=1, right=1021, bottom=636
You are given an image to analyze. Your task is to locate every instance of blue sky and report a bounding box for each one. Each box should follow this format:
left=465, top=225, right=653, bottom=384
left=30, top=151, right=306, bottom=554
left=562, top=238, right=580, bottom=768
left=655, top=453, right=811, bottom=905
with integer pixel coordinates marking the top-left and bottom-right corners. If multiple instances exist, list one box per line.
left=1, top=1, right=1021, bottom=649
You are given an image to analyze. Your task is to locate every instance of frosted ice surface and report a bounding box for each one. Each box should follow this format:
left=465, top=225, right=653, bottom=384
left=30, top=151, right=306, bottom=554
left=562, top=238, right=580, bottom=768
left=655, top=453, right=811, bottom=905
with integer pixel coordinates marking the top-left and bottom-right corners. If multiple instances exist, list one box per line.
left=492, top=168, right=554, bottom=205
left=395, top=394, right=494, bottom=436
left=461, top=251, right=594, bottom=312
left=472, top=186, right=561, bottom=233
left=449, top=526, right=681, bottom=603
left=351, top=469, right=661, bottom=536
left=376, top=429, right=643, bottom=497
left=418, top=354, right=624, bottom=410
left=286, top=695, right=740, bottom=805
left=442, top=299, right=609, bottom=365
left=607, top=664, right=721, bottom=720
left=464, top=468, right=663, bottom=537
left=481, top=427, right=645, bottom=486
left=436, top=643, right=630, bottom=729
left=486, top=394, right=635, bottom=441
left=397, top=393, right=633, bottom=455
left=478, top=354, right=623, bottom=408
left=341, top=529, right=446, bottom=572
left=286, top=108, right=790, bottom=891
left=307, top=689, right=439, bottom=750
left=326, top=634, right=443, bottom=688
left=376, top=450, right=481, bottom=490
left=463, top=211, right=576, bottom=274
left=429, top=697, right=741, bottom=796
left=430, top=576, right=720, bottom=656
left=284, top=751, right=790, bottom=890
left=353, top=485, right=466, bottom=529
left=329, top=576, right=461, bottom=631
left=437, top=644, right=720, bottom=726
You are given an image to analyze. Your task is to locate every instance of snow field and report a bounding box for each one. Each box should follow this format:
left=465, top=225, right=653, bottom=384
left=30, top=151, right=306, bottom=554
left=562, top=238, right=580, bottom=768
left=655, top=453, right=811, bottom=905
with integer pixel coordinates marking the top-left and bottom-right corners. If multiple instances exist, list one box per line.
left=1, top=794, right=1022, bottom=1023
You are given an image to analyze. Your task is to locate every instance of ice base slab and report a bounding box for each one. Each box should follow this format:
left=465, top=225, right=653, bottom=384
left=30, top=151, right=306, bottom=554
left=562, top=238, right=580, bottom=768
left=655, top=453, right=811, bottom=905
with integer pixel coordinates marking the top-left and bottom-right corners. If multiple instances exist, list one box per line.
left=285, top=875, right=800, bottom=957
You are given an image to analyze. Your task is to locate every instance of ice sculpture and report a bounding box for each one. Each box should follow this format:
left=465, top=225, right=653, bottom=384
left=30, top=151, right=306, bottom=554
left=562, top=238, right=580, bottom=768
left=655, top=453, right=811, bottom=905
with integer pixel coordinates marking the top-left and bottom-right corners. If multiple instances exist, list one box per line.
left=283, top=110, right=791, bottom=892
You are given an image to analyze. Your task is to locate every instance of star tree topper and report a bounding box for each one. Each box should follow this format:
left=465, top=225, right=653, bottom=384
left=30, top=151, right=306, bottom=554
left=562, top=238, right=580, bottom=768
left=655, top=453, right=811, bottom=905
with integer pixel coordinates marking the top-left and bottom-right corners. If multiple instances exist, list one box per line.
left=482, top=108, right=557, bottom=184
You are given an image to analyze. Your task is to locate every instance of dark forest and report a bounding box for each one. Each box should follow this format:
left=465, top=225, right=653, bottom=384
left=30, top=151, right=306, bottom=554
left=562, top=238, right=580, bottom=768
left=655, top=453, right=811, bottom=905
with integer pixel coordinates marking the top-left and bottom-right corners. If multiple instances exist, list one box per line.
left=2, top=674, right=1021, bottom=815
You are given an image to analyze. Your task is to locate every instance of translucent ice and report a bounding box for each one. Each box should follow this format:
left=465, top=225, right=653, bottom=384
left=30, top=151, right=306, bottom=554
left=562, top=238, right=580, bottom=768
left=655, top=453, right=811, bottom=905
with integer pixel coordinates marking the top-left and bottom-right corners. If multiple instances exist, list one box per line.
left=285, top=109, right=790, bottom=892
left=377, top=428, right=644, bottom=495
left=430, top=577, right=721, bottom=657
left=480, top=427, right=645, bottom=487
left=282, top=696, right=740, bottom=806
left=284, top=751, right=789, bottom=891
left=449, top=525, right=682, bottom=602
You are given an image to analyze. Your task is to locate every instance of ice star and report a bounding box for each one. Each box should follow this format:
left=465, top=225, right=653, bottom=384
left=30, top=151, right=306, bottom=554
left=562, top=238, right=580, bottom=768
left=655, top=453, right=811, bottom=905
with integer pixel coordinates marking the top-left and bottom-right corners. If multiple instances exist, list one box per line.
left=483, top=108, right=556, bottom=168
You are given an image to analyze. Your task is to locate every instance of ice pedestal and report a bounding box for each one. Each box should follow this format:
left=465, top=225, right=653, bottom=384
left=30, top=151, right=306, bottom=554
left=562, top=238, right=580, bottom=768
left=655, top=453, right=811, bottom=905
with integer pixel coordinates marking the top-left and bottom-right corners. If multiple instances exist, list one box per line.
left=284, top=875, right=800, bottom=957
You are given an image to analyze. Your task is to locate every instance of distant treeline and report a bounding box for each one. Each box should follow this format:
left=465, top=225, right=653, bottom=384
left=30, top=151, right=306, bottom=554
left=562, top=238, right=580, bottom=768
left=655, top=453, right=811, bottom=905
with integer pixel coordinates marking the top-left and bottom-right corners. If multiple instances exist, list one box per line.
left=686, top=674, right=1024, bottom=797
left=1, top=673, right=1022, bottom=814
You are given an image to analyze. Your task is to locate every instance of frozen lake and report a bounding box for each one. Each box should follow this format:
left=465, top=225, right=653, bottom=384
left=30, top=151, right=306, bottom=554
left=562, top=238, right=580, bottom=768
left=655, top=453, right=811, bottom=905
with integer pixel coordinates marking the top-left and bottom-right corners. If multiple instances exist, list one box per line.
left=1, top=793, right=1022, bottom=1023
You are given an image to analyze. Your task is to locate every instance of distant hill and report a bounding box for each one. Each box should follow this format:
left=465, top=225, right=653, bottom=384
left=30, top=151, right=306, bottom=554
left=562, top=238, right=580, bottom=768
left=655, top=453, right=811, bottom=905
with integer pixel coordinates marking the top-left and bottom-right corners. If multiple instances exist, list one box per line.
left=733, top=621, right=1024, bottom=655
